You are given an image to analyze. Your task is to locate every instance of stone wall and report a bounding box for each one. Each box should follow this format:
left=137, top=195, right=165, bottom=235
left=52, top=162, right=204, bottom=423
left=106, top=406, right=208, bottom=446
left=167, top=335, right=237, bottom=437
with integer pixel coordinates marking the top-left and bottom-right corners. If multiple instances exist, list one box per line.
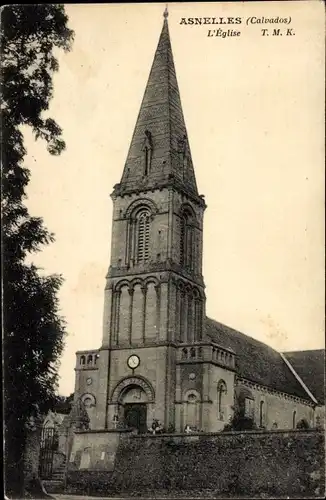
left=68, top=429, right=128, bottom=472
left=237, top=381, right=316, bottom=430
left=66, top=429, right=325, bottom=498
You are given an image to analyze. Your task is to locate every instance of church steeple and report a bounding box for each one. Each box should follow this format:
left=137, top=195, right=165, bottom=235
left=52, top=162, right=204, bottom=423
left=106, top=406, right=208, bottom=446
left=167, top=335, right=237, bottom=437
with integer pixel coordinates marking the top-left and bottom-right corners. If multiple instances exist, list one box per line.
left=115, top=11, right=199, bottom=198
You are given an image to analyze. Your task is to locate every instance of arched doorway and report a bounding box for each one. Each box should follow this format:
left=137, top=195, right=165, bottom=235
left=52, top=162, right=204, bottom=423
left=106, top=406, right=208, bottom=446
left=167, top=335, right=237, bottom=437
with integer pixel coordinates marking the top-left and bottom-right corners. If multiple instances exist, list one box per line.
left=119, top=385, right=148, bottom=433
left=111, top=376, right=155, bottom=433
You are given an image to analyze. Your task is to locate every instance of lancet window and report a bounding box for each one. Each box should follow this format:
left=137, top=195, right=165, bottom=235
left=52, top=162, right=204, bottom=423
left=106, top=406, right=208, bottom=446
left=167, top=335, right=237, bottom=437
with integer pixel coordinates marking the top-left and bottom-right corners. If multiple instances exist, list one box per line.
left=244, top=397, right=255, bottom=419
left=142, top=130, right=153, bottom=176
left=259, top=401, right=265, bottom=427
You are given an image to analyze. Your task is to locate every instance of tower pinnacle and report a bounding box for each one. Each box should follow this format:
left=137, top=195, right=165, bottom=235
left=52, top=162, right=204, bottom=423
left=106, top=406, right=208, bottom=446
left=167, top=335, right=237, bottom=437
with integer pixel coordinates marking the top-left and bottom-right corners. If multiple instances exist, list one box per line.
left=163, top=5, right=168, bottom=20
left=116, top=11, right=200, bottom=199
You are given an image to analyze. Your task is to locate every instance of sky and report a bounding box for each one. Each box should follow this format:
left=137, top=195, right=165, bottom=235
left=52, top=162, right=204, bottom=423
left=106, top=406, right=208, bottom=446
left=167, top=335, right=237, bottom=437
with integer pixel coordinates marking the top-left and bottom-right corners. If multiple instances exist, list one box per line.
left=23, top=2, right=325, bottom=396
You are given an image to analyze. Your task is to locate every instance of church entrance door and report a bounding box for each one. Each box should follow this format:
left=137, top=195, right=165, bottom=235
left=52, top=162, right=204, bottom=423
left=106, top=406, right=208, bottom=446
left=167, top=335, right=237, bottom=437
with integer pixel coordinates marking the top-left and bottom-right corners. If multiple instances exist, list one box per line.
left=124, top=403, right=147, bottom=434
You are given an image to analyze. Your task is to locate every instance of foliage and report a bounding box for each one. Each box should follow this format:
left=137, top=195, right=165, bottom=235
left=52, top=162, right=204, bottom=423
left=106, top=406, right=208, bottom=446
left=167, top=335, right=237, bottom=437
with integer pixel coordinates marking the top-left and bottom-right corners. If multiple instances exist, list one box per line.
left=222, top=406, right=258, bottom=432
left=1, top=4, right=74, bottom=497
left=296, top=418, right=310, bottom=429
left=65, top=431, right=325, bottom=498
left=53, top=393, right=74, bottom=414
left=166, top=423, right=176, bottom=433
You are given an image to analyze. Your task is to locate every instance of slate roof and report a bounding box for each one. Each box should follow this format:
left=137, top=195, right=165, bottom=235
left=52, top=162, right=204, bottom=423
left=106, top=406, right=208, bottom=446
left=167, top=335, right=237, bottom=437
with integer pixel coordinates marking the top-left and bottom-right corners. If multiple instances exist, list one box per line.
left=205, top=317, right=315, bottom=402
left=282, top=350, right=325, bottom=404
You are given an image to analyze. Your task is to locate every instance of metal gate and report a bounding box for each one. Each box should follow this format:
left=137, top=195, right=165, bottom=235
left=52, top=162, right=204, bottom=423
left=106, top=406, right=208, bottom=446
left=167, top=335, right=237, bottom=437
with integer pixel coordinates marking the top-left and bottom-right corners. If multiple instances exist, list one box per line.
left=39, top=427, right=55, bottom=479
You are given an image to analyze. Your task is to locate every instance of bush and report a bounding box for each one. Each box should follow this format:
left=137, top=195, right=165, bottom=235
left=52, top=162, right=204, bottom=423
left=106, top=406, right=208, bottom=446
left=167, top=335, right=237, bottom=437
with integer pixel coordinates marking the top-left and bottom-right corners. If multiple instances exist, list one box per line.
left=296, top=418, right=310, bottom=429
left=222, top=408, right=257, bottom=432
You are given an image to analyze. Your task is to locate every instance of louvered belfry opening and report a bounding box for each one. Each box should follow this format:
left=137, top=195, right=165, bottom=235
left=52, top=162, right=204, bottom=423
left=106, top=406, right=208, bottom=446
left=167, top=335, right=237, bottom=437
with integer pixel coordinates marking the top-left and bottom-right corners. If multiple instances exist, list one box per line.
left=137, top=209, right=150, bottom=263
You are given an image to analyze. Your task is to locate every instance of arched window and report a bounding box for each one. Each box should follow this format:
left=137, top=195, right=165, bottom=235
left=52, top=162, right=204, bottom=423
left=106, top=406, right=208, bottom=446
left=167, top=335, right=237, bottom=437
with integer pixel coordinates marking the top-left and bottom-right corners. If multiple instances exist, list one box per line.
left=126, top=200, right=156, bottom=266
left=187, top=393, right=197, bottom=403
left=292, top=410, right=296, bottom=429
left=136, top=209, right=150, bottom=263
left=244, top=397, right=255, bottom=419
left=217, top=380, right=227, bottom=421
left=259, top=401, right=265, bottom=428
left=190, top=347, right=196, bottom=358
left=180, top=208, right=195, bottom=271
left=87, top=355, right=93, bottom=365
left=182, top=348, right=188, bottom=360
left=83, top=397, right=93, bottom=408
left=80, top=355, right=85, bottom=365
left=81, top=393, right=96, bottom=408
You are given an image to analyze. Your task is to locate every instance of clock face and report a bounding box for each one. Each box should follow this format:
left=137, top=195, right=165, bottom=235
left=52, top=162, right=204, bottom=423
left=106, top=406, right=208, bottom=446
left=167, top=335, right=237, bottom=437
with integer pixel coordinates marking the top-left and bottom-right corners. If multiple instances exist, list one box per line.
left=127, top=355, right=140, bottom=369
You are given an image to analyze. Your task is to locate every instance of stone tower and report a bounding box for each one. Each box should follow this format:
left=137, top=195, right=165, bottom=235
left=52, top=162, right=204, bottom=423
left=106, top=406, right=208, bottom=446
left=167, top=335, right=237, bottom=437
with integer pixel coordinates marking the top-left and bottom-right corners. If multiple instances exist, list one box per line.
left=74, top=12, right=218, bottom=433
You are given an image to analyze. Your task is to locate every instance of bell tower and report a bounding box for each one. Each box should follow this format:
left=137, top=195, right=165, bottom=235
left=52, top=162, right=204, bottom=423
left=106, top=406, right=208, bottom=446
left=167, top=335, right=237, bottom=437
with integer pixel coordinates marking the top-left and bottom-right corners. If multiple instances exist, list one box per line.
left=93, top=10, right=208, bottom=432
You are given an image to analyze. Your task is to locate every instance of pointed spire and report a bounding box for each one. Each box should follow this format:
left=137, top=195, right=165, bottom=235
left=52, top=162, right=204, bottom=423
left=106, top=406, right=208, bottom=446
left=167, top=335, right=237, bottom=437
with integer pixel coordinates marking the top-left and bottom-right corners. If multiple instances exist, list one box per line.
left=116, top=11, right=199, bottom=198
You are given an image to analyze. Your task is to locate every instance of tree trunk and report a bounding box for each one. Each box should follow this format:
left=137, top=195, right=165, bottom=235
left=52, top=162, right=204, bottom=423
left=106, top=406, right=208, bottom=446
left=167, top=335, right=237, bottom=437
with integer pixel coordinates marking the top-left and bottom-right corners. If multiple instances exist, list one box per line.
left=5, top=421, right=26, bottom=498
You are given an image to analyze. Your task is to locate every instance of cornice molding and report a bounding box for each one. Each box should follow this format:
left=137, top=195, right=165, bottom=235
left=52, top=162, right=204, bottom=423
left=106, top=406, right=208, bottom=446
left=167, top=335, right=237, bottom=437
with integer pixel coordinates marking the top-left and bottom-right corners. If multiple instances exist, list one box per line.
left=107, top=262, right=205, bottom=287
left=111, top=181, right=206, bottom=208
left=236, top=376, right=315, bottom=407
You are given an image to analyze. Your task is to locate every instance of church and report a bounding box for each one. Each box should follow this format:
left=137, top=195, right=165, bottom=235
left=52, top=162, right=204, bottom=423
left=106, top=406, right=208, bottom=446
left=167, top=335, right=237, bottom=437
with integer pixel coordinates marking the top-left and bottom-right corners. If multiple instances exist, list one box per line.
left=73, top=12, right=324, bottom=435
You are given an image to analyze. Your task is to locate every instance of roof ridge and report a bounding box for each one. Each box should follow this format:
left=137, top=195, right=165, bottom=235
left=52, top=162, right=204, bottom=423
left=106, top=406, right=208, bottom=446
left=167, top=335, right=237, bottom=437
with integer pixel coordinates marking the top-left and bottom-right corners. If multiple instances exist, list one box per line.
left=283, top=349, right=325, bottom=354
left=205, top=316, right=280, bottom=352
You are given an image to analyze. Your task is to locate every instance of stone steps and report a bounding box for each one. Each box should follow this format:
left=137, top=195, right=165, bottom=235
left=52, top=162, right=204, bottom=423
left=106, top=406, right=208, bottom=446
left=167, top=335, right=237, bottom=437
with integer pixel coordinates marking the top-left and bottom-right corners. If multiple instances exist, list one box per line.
left=51, top=473, right=65, bottom=480
left=43, top=479, right=65, bottom=494
left=51, top=465, right=66, bottom=480
left=44, top=460, right=67, bottom=481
